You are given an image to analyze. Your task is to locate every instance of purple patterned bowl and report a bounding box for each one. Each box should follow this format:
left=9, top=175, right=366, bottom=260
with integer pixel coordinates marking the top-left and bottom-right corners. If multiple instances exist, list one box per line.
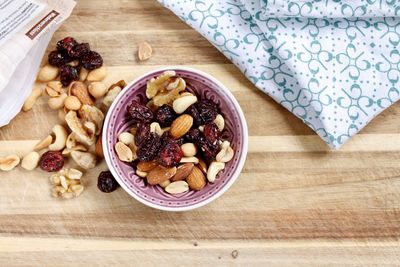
left=103, top=67, right=248, bottom=211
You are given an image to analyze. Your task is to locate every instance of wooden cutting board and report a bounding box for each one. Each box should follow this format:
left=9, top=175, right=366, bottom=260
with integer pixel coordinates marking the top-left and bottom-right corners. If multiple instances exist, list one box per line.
left=0, top=0, right=399, bottom=265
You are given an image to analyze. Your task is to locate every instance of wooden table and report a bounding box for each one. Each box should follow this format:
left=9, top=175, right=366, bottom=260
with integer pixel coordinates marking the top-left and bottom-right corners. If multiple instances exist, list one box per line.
left=0, top=0, right=400, bottom=265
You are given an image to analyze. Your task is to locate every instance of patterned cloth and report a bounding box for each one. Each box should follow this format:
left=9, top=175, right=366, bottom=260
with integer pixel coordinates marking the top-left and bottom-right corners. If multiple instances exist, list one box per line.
left=158, top=0, right=400, bottom=149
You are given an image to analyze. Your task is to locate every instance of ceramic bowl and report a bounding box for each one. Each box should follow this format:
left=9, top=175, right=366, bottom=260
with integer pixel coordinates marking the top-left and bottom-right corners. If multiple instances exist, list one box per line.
left=103, top=66, right=248, bottom=211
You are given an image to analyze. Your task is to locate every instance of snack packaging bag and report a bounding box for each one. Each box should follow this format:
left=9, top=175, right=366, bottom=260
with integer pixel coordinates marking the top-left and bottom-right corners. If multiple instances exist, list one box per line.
left=0, top=0, right=76, bottom=126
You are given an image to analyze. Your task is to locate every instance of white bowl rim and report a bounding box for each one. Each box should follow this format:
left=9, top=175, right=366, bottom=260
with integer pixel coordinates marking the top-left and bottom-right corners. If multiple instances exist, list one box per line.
left=103, top=66, right=248, bottom=211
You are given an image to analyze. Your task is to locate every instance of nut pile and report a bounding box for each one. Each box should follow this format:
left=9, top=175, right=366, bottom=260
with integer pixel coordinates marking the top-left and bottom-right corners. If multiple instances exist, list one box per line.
left=115, top=71, right=235, bottom=195
left=0, top=37, right=126, bottom=199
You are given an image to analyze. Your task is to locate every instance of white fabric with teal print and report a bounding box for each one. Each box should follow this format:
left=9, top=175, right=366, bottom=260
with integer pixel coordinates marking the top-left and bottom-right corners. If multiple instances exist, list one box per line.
left=158, top=0, right=400, bottom=149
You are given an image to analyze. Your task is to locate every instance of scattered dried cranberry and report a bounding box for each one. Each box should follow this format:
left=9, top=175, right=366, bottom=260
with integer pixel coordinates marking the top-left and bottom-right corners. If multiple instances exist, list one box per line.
left=134, top=123, right=150, bottom=146
left=155, top=105, right=177, bottom=127
left=60, top=65, right=79, bottom=86
left=81, top=50, right=103, bottom=70
left=185, top=128, right=202, bottom=143
left=137, top=133, right=161, bottom=162
left=48, top=50, right=71, bottom=67
left=203, top=123, right=220, bottom=145
left=127, top=101, right=154, bottom=124
left=197, top=137, right=219, bottom=163
left=57, top=37, right=78, bottom=56
left=186, top=105, right=202, bottom=126
left=196, top=100, right=218, bottom=124
left=97, top=171, right=119, bottom=193
left=158, top=142, right=183, bottom=167
left=70, top=43, right=90, bottom=59
left=39, top=151, right=64, bottom=172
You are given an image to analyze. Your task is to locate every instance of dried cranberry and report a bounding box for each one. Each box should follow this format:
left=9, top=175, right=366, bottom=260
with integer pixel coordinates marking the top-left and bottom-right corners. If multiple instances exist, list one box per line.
left=185, top=128, right=202, bottom=143
left=48, top=50, right=71, bottom=67
left=196, top=100, right=218, bottom=124
left=137, top=133, right=161, bottom=162
left=127, top=101, right=154, bottom=124
left=197, top=137, right=219, bottom=163
left=203, top=123, right=220, bottom=145
left=56, top=37, right=78, bottom=56
left=71, top=43, right=90, bottom=59
left=155, top=105, right=177, bottom=127
left=81, top=51, right=103, bottom=70
left=39, top=151, right=64, bottom=172
left=134, top=123, right=150, bottom=146
left=158, top=142, right=183, bottom=167
left=186, top=105, right=202, bottom=126
left=60, top=65, right=79, bottom=86
left=97, top=171, right=119, bottom=193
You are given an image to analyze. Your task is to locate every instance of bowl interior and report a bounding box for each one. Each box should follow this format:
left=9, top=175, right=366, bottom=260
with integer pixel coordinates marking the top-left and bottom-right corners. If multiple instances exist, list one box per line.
left=104, top=68, right=246, bottom=210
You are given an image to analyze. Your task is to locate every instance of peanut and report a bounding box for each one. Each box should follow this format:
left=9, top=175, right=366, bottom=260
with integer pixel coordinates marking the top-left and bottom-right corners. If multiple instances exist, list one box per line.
left=88, top=82, right=108, bottom=99
left=0, top=155, right=20, bottom=171
left=45, top=81, right=63, bottom=97
left=37, top=65, right=59, bottom=82
left=48, top=93, right=67, bottom=110
left=115, top=142, right=133, bottom=162
left=138, top=41, right=153, bottom=61
left=23, top=88, right=43, bottom=112
left=87, top=66, right=107, bottom=82
left=165, top=181, right=189, bottom=195
left=118, top=132, right=134, bottom=145
left=214, top=114, right=225, bottom=131
left=21, top=151, right=40, bottom=171
left=64, top=96, right=82, bottom=111
left=79, top=68, right=89, bottom=81
left=180, top=143, right=197, bottom=157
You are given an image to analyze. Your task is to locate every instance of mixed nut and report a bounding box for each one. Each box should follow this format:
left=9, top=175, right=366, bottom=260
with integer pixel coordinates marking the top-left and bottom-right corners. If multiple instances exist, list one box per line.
left=114, top=71, right=235, bottom=195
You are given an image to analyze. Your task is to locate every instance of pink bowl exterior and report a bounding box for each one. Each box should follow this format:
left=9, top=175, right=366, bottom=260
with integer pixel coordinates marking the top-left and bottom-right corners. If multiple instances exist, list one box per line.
left=103, top=67, right=248, bottom=211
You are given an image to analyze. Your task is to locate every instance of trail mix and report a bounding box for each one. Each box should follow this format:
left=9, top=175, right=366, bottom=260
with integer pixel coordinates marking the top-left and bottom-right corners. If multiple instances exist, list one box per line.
left=0, top=37, right=124, bottom=199
left=115, top=71, right=235, bottom=195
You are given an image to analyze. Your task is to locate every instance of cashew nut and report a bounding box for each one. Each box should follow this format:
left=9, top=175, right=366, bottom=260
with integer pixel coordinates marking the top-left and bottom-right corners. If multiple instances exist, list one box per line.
left=88, top=82, right=108, bottom=99
left=214, top=114, right=225, bottom=131
left=37, top=65, right=59, bottom=82
left=150, top=122, right=163, bottom=136
left=45, top=81, right=63, bottom=97
left=87, top=66, right=107, bottom=82
left=216, top=141, right=234, bottom=163
left=48, top=93, right=67, bottom=110
left=172, top=95, right=198, bottom=114
left=34, top=135, right=53, bottom=151
left=48, top=125, right=68, bottom=151
left=180, top=156, right=199, bottom=164
left=118, top=132, right=134, bottom=145
left=0, top=155, right=20, bottom=171
left=21, top=151, right=40, bottom=171
left=206, top=162, right=225, bottom=183
left=71, top=151, right=97, bottom=169
left=64, top=96, right=82, bottom=111
left=23, top=88, right=43, bottom=112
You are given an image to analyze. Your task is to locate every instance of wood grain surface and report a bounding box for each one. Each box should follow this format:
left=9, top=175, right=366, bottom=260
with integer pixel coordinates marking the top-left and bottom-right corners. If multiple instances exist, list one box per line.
left=0, top=0, right=400, bottom=266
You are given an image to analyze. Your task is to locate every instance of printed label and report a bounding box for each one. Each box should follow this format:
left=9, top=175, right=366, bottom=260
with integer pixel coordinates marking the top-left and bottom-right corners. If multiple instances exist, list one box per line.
left=25, top=10, right=59, bottom=39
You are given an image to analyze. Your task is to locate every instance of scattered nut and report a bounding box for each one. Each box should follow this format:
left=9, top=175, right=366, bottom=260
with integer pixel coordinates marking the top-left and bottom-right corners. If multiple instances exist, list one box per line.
left=150, top=122, right=163, bottom=136
left=147, top=166, right=177, bottom=185
left=171, top=163, right=194, bottom=181
left=173, top=95, right=198, bottom=114
left=23, top=88, right=43, bottom=112
left=21, top=151, right=40, bottom=171
left=152, top=77, right=186, bottom=106
left=88, top=82, right=108, bottom=99
left=65, top=111, right=96, bottom=145
left=48, top=93, right=67, bottom=110
left=71, top=184, right=84, bottom=197
left=165, top=181, right=189, bottom=195
left=60, top=175, right=68, bottom=189
left=146, top=70, right=176, bottom=99
left=138, top=41, right=153, bottom=61
left=48, top=125, right=68, bottom=151
left=197, top=159, right=208, bottom=174
left=37, top=65, right=59, bottom=82
left=45, top=81, right=63, bottom=97
left=70, top=81, right=94, bottom=105
left=207, top=161, right=225, bottom=182
left=180, top=156, right=199, bottom=164
left=187, top=166, right=206, bottom=191
left=136, top=170, right=148, bottom=178
left=214, top=114, right=225, bottom=131
left=70, top=151, right=97, bottom=169
left=216, top=142, right=234, bottom=163
left=102, top=86, right=122, bottom=107
left=34, top=135, right=53, bottom=151
left=79, top=105, right=104, bottom=135
left=137, top=161, right=158, bottom=172
left=87, top=66, right=107, bottom=82
left=66, top=168, right=83, bottom=180
left=64, top=95, right=82, bottom=110
left=0, top=155, right=20, bottom=171
left=115, top=142, right=133, bottom=162
left=95, top=134, right=104, bottom=158
left=170, top=114, right=193, bottom=138
left=50, top=168, right=85, bottom=199
left=58, top=109, right=67, bottom=123
left=79, top=68, right=89, bottom=81
left=159, top=180, right=171, bottom=188
left=118, top=132, right=134, bottom=145
left=180, top=143, right=197, bottom=157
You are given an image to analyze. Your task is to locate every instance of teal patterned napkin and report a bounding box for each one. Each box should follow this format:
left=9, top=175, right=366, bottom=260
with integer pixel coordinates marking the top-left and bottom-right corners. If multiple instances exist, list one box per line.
left=158, top=0, right=400, bottom=149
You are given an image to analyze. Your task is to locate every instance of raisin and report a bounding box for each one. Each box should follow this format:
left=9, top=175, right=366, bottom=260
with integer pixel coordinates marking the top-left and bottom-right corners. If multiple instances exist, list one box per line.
left=56, top=37, right=78, bottom=57
left=196, top=100, right=218, bottom=124
left=97, top=171, right=119, bottom=193
left=71, top=43, right=90, bottom=59
left=137, top=133, right=161, bottom=162
left=158, top=142, right=183, bottom=167
left=203, top=123, right=220, bottom=145
left=134, top=123, right=150, bottom=146
left=186, top=105, right=202, bottom=126
left=155, top=105, right=177, bottom=127
left=81, top=50, right=103, bottom=70
left=60, top=65, right=79, bottom=86
left=184, top=128, right=202, bottom=143
left=127, top=101, right=154, bottom=124
left=197, top=137, right=219, bottom=163
left=39, top=151, right=64, bottom=172
left=48, top=50, right=71, bottom=67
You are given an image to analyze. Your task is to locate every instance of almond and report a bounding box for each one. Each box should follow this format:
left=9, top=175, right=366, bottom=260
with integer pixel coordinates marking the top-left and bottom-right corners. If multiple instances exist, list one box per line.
left=197, top=159, right=208, bottom=174
left=171, top=163, right=194, bottom=181
left=137, top=161, right=158, bottom=172
left=186, top=166, right=206, bottom=191
left=70, top=81, right=94, bottom=105
left=170, top=114, right=193, bottom=138
left=95, top=134, right=104, bottom=158
left=147, top=166, right=177, bottom=185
